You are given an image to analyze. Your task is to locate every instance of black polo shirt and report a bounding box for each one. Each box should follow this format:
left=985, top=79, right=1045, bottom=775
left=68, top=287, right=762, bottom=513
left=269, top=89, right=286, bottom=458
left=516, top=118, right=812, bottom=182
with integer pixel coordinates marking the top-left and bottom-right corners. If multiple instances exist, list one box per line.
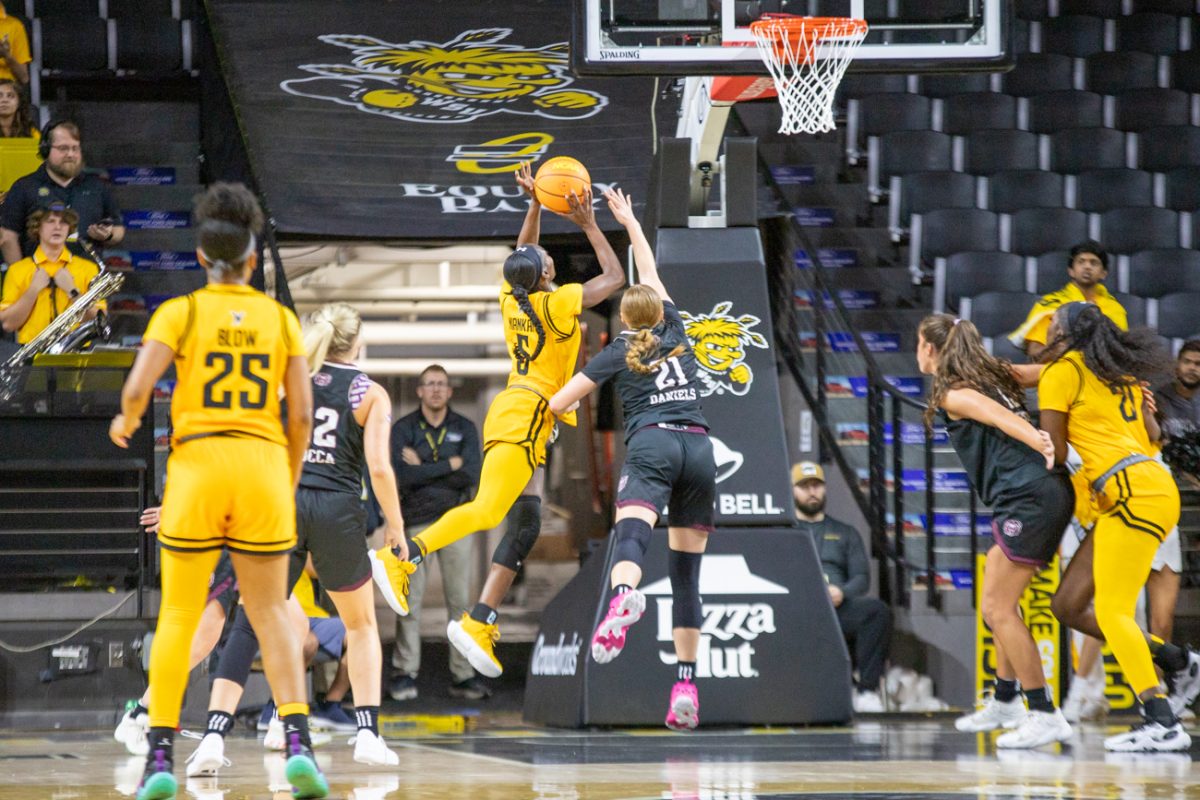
left=0, top=165, right=122, bottom=259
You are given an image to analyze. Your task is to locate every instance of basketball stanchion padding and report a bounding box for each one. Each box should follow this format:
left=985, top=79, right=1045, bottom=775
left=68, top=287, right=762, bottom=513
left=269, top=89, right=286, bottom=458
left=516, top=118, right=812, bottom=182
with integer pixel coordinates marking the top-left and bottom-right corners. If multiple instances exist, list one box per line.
left=534, top=156, right=592, bottom=213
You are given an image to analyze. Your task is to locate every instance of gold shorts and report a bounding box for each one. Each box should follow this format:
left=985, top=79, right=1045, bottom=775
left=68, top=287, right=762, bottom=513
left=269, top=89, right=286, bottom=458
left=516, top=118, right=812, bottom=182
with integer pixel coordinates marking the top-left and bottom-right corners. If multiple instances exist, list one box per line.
left=159, top=436, right=296, bottom=554
left=1095, top=459, right=1180, bottom=542
left=481, top=386, right=553, bottom=471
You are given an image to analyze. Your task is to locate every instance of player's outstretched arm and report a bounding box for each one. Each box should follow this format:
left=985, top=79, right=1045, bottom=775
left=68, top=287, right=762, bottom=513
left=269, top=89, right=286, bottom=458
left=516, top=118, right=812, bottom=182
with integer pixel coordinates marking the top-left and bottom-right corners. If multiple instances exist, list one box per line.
left=550, top=372, right=597, bottom=419
left=604, top=187, right=670, bottom=304
left=555, top=189, right=624, bottom=308
left=942, top=387, right=1056, bottom=469
left=1009, top=362, right=1044, bottom=388
left=515, top=162, right=541, bottom=247
left=360, top=382, right=408, bottom=559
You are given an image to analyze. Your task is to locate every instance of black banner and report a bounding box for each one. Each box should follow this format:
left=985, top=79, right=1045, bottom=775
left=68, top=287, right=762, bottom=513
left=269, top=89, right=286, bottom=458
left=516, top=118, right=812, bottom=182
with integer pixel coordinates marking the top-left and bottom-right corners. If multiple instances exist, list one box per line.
left=656, top=227, right=795, bottom=526
left=524, top=529, right=853, bottom=727
left=207, top=1, right=656, bottom=240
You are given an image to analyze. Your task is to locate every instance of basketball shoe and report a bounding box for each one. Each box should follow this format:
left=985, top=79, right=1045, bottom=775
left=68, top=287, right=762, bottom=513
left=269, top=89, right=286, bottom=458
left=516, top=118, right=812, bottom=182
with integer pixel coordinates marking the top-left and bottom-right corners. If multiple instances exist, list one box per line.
left=995, top=708, right=1073, bottom=749
left=591, top=589, right=646, bottom=664
left=284, top=733, right=329, bottom=799
left=448, top=613, right=502, bottom=678
left=115, top=703, right=150, bottom=756
left=265, top=716, right=330, bottom=751
left=135, top=748, right=176, bottom=800
left=353, top=730, right=400, bottom=766
left=369, top=547, right=415, bottom=616
left=1167, top=649, right=1200, bottom=717
left=954, top=695, right=1025, bottom=732
left=184, top=733, right=229, bottom=778
left=1105, top=720, right=1192, bottom=752
left=665, top=680, right=700, bottom=731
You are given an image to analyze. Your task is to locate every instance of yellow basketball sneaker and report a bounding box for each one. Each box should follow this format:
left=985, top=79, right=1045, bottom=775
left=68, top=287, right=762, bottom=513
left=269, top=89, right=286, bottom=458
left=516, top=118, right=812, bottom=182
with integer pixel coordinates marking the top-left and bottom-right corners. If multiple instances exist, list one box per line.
left=447, top=613, right=502, bottom=677
left=369, top=547, right=415, bottom=617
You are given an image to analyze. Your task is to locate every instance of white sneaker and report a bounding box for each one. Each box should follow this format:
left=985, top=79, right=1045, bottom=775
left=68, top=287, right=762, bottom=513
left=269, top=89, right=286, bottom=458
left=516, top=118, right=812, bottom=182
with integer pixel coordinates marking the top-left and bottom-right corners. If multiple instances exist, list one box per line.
left=263, top=719, right=331, bottom=751
left=954, top=696, right=1025, bottom=732
left=113, top=707, right=149, bottom=756
left=853, top=690, right=884, bottom=713
left=1167, top=649, right=1200, bottom=717
left=1063, top=682, right=1109, bottom=723
left=185, top=732, right=230, bottom=778
left=1105, top=721, right=1192, bottom=752
left=995, top=709, right=1073, bottom=749
left=352, top=730, right=399, bottom=766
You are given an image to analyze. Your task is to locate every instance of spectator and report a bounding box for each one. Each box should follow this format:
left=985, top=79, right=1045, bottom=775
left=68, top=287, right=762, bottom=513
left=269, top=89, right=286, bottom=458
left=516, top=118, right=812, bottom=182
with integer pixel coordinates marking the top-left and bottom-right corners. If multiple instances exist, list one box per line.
left=0, top=203, right=102, bottom=343
left=0, top=79, right=34, bottom=138
left=1155, top=340, right=1200, bottom=442
left=1008, top=241, right=1126, bottom=361
left=0, top=4, right=29, bottom=85
left=792, top=461, right=892, bottom=713
left=388, top=364, right=486, bottom=701
left=0, top=120, right=124, bottom=264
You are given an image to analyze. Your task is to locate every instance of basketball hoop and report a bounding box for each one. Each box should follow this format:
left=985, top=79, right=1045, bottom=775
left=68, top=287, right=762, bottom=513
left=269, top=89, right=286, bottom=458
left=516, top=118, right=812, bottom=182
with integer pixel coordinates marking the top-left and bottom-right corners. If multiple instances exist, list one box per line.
left=748, top=14, right=868, bottom=135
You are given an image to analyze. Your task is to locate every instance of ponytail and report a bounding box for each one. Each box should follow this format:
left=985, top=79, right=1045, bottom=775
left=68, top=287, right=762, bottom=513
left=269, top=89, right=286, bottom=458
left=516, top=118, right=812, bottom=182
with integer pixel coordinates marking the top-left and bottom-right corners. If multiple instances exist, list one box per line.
left=503, top=246, right=549, bottom=371
left=919, top=313, right=1023, bottom=428
left=625, top=329, right=685, bottom=375
left=303, top=302, right=362, bottom=376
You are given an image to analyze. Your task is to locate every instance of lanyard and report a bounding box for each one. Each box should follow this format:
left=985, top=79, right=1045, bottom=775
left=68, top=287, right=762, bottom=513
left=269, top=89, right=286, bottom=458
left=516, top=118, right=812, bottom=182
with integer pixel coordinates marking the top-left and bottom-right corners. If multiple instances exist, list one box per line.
left=419, top=420, right=447, bottom=462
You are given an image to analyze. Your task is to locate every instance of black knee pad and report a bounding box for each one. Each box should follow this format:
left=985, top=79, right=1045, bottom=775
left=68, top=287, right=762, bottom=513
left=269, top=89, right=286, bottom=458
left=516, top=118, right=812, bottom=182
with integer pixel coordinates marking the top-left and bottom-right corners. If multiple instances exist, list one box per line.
left=212, top=606, right=260, bottom=687
left=612, top=517, right=652, bottom=567
left=492, top=495, right=541, bottom=571
left=668, top=549, right=703, bottom=630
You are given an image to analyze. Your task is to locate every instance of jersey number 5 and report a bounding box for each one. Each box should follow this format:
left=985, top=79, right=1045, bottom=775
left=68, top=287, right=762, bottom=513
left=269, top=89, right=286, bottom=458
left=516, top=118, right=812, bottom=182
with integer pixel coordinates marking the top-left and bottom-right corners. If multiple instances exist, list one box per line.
left=515, top=333, right=531, bottom=375
left=202, top=352, right=270, bottom=409
left=654, top=356, right=688, bottom=390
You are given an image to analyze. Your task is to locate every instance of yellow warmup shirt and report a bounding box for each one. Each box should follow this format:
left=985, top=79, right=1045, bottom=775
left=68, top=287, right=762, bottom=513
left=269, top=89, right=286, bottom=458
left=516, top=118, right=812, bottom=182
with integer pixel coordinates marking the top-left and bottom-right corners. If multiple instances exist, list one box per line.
left=0, top=246, right=100, bottom=343
left=143, top=283, right=305, bottom=448
left=500, top=280, right=583, bottom=427
left=1009, top=282, right=1127, bottom=349
left=0, top=12, right=31, bottom=83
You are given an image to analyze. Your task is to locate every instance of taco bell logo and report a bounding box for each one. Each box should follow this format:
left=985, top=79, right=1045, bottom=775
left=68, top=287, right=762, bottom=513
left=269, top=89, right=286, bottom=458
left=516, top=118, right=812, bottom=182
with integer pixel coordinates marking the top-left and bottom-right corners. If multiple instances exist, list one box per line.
left=641, top=555, right=786, bottom=679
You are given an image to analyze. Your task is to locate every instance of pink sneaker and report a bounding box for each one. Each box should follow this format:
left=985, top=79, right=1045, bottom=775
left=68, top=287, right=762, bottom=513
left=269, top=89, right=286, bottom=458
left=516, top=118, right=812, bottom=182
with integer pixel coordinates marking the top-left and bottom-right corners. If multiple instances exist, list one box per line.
left=665, top=680, right=700, bottom=731
left=591, top=589, right=646, bottom=664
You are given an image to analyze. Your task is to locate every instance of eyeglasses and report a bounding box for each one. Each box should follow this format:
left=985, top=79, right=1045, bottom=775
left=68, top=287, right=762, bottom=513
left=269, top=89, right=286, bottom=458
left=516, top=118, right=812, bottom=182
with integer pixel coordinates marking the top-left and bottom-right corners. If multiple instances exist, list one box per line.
left=420, top=381, right=450, bottom=389
left=49, top=144, right=81, bottom=154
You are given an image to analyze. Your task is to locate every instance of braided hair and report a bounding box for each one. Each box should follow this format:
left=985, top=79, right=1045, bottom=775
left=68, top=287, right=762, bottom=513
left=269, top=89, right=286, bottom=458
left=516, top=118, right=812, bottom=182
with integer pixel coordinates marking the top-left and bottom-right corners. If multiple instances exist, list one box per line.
left=1049, top=302, right=1168, bottom=389
left=504, top=245, right=546, bottom=368
left=621, top=284, right=683, bottom=375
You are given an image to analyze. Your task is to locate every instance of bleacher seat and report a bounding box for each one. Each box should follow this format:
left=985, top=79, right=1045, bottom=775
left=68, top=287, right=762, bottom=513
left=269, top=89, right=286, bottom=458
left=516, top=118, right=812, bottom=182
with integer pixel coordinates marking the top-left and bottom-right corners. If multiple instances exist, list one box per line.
left=1003, top=54, right=1077, bottom=97
left=107, top=0, right=175, bottom=17
left=1171, top=50, right=1200, bottom=93
left=909, top=208, right=1001, bottom=275
left=36, top=16, right=109, bottom=74
left=1127, top=249, right=1200, bottom=298
left=1112, top=88, right=1192, bottom=131
left=1138, top=125, right=1200, bottom=171
left=1051, top=127, right=1128, bottom=172
left=1012, top=19, right=1033, bottom=55
left=29, top=0, right=98, bottom=16
left=962, top=129, right=1040, bottom=175
left=1085, top=51, right=1161, bottom=93
left=1116, top=13, right=1183, bottom=55
left=1058, top=0, right=1124, bottom=16
left=1099, top=206, right=1181, bottom=252
left=1027, top=90, right=1104, bottom=133
left=1041, top=15, right=1108, bottom=57
left=869, top=130, right=953, bottom=199
left=1164, top=165, right=1200, bottom=211
left=114, top=16, right=185, bottom=73
left=937, top=252, right=1027, bottom=313
left=920, top=72, right=992, bottom=97
left=1010, top=208, right=1091, bottom=256
left=1015, top=0, right=1050, bottom=21
left=1111, top=291, right=1148, bottom=327
left=838, top=73, right=910, bottom=100
left=1158, top=292, right=1200, bottom=339
left=1072, top=168, right=1154, bottom=212
left=986, top=169, right=1065, bottom=213
left=961, top=291, right=1040, bottom=339
left=940, top=93, right=1017, bottom=135
left=888, top=170, right=976, bottom=238
left=850, top=93, right=931, bottom=160
left=1130, top=0, right=1196, bottom=12
left=1034, top=251, right=1073, bottom=293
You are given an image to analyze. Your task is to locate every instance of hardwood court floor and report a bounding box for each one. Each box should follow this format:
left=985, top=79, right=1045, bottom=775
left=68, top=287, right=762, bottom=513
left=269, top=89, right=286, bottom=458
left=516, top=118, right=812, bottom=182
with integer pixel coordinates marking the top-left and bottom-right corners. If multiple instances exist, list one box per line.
left=1, top=718, right=1197, bottom=799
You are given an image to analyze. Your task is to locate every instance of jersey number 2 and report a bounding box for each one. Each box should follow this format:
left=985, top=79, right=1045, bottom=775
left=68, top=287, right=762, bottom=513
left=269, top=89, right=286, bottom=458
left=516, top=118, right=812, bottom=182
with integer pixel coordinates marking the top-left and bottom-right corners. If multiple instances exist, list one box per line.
left=654, top=356, right=688, bottom=390
left=202, top=352, right=270, bottom=409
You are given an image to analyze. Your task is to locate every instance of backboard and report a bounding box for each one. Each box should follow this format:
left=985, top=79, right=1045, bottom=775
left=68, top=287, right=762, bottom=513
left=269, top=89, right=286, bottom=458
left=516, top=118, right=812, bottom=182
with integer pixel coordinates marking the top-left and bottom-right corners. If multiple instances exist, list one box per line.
left=573, top=0, right=1012, bottom=76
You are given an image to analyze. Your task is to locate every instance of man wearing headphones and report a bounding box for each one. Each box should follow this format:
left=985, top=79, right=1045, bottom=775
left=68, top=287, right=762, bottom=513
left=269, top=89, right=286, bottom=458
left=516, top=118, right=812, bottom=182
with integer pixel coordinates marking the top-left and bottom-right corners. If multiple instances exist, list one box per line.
left=0, top=119, right=123, bottom=265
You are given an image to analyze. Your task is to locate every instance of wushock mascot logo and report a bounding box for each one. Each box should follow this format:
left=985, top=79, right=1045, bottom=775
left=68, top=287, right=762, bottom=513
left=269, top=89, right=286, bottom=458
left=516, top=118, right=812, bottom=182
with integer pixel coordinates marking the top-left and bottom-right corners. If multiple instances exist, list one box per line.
left=280, top=29, right=609, bottom=124
left=680, top=302, right=770, bottom=397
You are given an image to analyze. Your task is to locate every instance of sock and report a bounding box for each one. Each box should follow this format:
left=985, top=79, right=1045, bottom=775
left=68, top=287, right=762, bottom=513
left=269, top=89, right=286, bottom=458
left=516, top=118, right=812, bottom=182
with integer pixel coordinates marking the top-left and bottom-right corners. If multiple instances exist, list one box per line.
left=205, top=711, right=234, bottom=739
left=281, top=712, right=312, bottom=750
left=1150, top=640, right=1188, bottom=673
left=356, top=706, right=379, bottom=736
left=147, top=727, right=174, bottom=764
left=406, top=536, right=426, bottom=565
left=470, top=602, right=498, bottom=625
left=614, top=584, right=633, bottom=596
left=1143, top=694, right=1176, bottom=728
left=1024, top=686, right=1055, bottom=713
left=677, top=661, right=696, bottom=682
left=994, top=677, right=1019, bottom=703
left=132, top=702, right=149, bottom=719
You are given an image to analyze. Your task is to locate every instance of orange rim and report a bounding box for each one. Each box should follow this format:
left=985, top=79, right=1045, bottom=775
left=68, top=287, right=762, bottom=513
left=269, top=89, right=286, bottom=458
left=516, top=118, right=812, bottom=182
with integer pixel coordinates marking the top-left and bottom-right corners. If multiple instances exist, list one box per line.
left=749, top=14, right=868, bottom=61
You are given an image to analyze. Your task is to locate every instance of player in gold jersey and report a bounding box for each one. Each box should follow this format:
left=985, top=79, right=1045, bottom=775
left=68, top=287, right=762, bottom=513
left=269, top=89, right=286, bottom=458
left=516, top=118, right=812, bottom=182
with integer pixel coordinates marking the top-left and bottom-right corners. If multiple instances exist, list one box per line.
left=110, top=183, right=327, bottom=799
left=1036, top=302, right=1191, bottom=751
left=396, top=163, right=624, bottom=678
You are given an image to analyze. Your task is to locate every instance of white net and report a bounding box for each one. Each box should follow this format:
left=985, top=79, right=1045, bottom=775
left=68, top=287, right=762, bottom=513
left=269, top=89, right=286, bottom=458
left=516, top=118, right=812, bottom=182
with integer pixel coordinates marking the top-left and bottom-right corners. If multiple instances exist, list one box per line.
left=749, top=16, right=868, bottom=135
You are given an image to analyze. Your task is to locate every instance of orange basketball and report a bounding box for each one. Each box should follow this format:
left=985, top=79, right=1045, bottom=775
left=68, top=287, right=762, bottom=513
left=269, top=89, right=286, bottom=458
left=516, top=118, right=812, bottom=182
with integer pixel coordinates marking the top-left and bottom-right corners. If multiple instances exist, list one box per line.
left=534, top=156, right=591, bottom=213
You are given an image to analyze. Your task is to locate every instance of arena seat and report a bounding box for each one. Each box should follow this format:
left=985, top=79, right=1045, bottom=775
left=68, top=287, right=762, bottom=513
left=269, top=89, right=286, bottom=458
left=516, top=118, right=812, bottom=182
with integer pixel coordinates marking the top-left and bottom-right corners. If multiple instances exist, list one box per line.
left=1058, top=0, right=1124, bottom=17
left=28, top=0, right=99, bottom=16
left=1027, top=90, right=1105, bottom=133
left=1138, top=125, right=1200, bottom=171
left=909, top=208, right=1001, bottom=274
left=962, top=129, right=1041, bottom=175
left=1099, top=206, right=1182, bottom=253
left=1116, top=12, right=1184, bottom=55
left=106, top=0, right=176, bottom=17
left=888, top=170, right=977, bottom=239
left=1111, top=291, right=1149, bottom=327
left=1112, top=88, right=1192, bottom=132
left=868, top=129, right=953, bottom=199
left=1169, top=50, right=1200, bottom=93
left=1072, top=168, right=1154, bottom=212
left=1050, top=127, right=1129, bottom=172
left=1085, top=51, right=1161, bottom=93
left=920, top=72, right=993, bottom=97
left=986, top=169, right=1065, bottom=213
left=1127, top=249, right=1200, bottom=298
left=1164, top=165, right=1200, bottom=211
left=1041, top=14, right=1108, bottom=57
left=35, top=16, right=110, bottom=75
left=1009, top=208, right=1091, bottom=256
left=936, top=251, right=1027, bottom=313
left=1034, top=250, right=1073, bottom=293
left=1003, top=53, right=1077, bottom=97
left=1157, top=291, right=1200, bottom=339
left=940, top=93, right=1017, bottom=135
left=1015, top=0, right=1050, bottom=21
left=960, top=291, right=1040, bottom=338
left=114, top=16, right=186, bottom=73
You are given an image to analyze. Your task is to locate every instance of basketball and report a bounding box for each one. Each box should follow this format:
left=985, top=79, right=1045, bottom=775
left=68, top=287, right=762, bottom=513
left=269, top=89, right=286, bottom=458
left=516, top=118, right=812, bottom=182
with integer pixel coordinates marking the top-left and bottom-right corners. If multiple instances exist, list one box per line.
left=534, top=157, right=591, bottom=214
